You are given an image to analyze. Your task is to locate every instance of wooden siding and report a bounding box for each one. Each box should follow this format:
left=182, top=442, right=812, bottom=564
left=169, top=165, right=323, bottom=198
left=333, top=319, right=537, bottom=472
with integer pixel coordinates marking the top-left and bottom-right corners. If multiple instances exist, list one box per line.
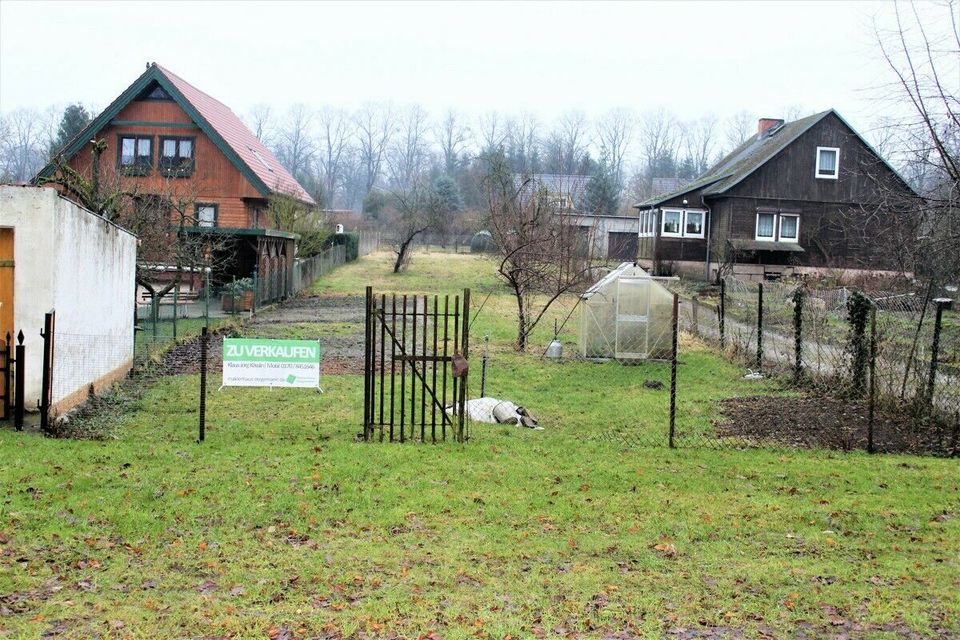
left=66, top=99, right=264, bottom=228
left=727, top=112, right=904, bottom=204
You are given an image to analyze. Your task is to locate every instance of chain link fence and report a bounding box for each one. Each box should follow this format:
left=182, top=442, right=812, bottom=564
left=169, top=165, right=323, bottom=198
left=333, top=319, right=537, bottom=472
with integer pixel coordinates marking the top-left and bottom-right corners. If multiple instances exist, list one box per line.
left=673, top=278, right=959, bottom=455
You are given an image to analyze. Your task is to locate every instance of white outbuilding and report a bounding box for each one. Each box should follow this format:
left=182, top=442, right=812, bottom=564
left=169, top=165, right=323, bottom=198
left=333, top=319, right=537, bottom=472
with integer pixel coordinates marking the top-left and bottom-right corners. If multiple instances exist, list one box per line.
left=0, top=186, right=136, bottom=414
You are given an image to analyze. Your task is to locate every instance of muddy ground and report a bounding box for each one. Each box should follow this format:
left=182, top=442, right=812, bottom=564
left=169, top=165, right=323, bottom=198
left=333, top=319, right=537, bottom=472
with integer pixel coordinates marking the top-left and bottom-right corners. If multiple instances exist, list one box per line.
left=717, top=394, right=958, bottom=456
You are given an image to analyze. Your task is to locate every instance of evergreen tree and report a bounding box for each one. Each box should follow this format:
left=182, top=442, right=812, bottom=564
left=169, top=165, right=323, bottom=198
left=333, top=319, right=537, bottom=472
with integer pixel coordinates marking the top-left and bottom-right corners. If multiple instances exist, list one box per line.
left=581, top=162, right=620, bottom=215
left=49, top=103, right=92, bottom=158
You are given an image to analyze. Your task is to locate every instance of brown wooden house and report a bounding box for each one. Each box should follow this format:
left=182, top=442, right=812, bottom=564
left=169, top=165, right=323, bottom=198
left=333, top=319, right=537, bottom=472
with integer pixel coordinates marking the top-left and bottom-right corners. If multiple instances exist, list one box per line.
left=635, top=110, right=916, bottom=281
left=36, top=63, right=314, bottom=287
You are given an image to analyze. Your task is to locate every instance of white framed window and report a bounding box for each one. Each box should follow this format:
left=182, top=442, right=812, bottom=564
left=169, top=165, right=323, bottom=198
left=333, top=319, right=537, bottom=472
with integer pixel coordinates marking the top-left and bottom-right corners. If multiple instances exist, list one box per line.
left=684, top=210, right=705, bottom=239
left=816, top=146, right=839, bottom=179
left=755, top=212, right=801, bottom=242
left=778, top=214, right=799, bottom=242
left=661, top=209, right=683, bottom=237
left=755, top=212, right=776, bottom=240
left=659, top=208, right=707, bottom=239
left=639, top=210, right=656, bottom=237
left=195, top=203, right=218, bottom=228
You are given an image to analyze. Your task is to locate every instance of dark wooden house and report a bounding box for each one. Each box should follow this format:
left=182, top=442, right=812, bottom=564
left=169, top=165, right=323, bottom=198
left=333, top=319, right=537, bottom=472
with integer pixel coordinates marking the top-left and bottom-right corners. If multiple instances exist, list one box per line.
left=36, top=63, right=314, bottom=287
left=635, top=110, right=915, bottom=281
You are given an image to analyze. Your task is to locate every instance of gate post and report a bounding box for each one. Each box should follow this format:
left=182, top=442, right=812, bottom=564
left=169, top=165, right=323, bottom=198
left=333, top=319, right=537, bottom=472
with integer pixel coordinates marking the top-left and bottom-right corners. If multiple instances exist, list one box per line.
left=40, top=310, right=55, bottom=434
left=13, top=331, right=24, bottom=431
left=2, top=333, right=10, bottom=421
left=363, top=286, right=373, bottom=441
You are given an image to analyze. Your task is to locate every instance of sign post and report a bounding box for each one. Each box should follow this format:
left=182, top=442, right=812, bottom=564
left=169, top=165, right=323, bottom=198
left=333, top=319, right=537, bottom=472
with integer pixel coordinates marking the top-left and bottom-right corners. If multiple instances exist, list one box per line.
left=222, top=338, right=322, bottom=391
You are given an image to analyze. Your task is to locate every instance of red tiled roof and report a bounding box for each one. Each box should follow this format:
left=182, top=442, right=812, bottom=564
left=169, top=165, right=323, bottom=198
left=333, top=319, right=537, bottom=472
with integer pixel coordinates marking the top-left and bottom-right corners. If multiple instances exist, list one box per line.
left=156, top=65, right=315, bottom=205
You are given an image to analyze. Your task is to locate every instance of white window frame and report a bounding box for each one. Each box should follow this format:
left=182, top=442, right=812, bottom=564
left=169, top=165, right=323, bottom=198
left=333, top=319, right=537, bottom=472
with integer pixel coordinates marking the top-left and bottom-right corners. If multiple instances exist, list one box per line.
left=639, top=210, right=655, bottom=237
left=755, top=212, right=777, bottom=241
left=815, top=146, right=839, bottom=180
left=778, top=214, right=800, bottom=242
left=661, top=208, right=683, bottom=238
left=683, top=210, right=706, bottom=239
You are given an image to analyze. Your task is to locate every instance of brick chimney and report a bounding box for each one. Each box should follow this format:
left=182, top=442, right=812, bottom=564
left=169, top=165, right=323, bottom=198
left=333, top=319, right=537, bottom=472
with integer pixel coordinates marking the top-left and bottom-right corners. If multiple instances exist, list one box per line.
left=758, top=118, right=784, bottom=136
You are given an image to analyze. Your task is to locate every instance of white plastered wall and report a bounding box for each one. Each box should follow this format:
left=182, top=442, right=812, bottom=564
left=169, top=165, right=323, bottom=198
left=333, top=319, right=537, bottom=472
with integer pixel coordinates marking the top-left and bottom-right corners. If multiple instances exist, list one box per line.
left=0, top=186, right=136, bottom=411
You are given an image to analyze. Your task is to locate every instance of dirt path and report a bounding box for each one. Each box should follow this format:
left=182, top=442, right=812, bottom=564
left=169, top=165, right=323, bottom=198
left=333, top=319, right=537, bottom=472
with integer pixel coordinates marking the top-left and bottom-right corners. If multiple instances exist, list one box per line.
left=248, top=294, right=367, bottom=374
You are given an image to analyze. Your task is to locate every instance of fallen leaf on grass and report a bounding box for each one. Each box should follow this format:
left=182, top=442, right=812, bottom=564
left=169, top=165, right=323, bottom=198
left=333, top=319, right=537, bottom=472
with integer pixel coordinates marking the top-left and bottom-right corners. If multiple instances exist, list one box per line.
left=651, top=538, right=678, bottom=558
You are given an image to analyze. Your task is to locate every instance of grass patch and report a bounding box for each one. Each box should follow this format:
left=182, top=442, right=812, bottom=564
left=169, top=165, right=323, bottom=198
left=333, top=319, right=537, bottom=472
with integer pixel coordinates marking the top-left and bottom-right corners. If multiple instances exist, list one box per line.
left=1, top=252, right=957, bottom=638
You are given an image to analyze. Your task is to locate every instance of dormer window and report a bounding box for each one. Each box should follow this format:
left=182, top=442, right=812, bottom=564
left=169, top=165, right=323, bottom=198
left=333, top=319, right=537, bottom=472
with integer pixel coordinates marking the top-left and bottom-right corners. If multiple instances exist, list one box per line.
left=816, top=147, right=839, bottom=179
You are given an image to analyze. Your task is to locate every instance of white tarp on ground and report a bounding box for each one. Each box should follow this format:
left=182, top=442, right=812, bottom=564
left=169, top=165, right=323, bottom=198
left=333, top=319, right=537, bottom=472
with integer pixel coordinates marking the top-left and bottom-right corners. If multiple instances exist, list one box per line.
left=456, top=397, right=543, bottom=429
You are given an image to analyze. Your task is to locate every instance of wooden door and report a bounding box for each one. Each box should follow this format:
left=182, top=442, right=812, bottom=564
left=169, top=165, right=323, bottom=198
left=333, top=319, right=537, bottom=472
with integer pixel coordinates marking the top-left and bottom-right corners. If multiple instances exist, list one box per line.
left=0, top=228, right=13, bottom=416
left=0, top=228, right=13, bottom=345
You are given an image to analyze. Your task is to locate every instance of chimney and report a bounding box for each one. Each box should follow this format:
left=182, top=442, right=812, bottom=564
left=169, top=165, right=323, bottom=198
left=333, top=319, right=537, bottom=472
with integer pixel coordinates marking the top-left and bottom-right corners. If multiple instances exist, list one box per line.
left=758, top=118, right=784, bottom=136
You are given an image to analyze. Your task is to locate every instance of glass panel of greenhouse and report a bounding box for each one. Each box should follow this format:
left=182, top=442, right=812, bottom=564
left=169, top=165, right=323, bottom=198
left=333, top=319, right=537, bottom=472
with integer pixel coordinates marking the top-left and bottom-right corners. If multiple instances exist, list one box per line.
left=579, top=262, right=675, bottom=362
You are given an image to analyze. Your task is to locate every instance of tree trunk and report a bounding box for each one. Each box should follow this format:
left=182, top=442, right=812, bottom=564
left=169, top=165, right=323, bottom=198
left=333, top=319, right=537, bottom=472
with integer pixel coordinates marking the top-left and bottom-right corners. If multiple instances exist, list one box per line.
left=512, top=284, right=527, bottom=351
left=393, top=240, right=411, bottom=273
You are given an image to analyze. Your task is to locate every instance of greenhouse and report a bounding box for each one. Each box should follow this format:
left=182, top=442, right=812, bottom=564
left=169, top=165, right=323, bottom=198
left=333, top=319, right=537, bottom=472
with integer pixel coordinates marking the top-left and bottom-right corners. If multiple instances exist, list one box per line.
left=579, top=262, right=676, bottom=362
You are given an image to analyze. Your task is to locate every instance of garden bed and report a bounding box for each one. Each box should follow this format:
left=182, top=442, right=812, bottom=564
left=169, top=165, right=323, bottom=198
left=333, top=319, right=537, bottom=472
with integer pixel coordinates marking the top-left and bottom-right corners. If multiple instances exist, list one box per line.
left=718, top=393, right=958, bottom=455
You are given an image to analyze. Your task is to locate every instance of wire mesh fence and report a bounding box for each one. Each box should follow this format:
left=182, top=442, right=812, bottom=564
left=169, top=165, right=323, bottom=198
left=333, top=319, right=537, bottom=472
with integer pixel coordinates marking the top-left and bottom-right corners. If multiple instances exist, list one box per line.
left=673, top=278, right=959, bottom=455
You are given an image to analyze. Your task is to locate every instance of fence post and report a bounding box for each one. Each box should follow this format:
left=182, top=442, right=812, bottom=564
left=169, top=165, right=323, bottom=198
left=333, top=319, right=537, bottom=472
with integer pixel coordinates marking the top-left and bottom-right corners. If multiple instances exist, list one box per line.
left=868, top=306, right=877, bottom=454
left=669, top=293, right=678, bottom=449
left=204, top=268, right=210, bottom=331
left=719, top=278, right=726, bottom=349
left=480, top=335, right=490, bottom=398
left=13, top=331, right=24, bottom=431
left=198, top=326, right=208, bottom=443
left=793, top=286, right=804, bottom=382
left=756, top=282, right=764, bottom=371
left=927, top=298, right=952, bottom=414
left=172, top=283, right=178, bottom=340
left=691, top=296, right=699, bottom=336
left=39, top=310, right=55, bottom=434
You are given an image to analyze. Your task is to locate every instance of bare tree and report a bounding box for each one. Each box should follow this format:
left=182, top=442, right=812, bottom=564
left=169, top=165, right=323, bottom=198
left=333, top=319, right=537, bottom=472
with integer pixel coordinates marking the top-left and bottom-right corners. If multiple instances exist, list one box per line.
left=246, top=104, right=275, bottom=146
left=315, top=106, right=354, bottom=208
left=42, top=138, right=235, bottom=314
left=483, top=152, right=595, bottom=351
left=389, top=179, right=442, bottom=273
left=0, top=107, right=51, bottom=182
left=355, top=102, right=395, bottom=194
left=388, top=104, right=430, bottom=190
left=505, top=112, right=541, bottom=173
left=477, top=111, right=506, bottom=155
left=724, top=109, right=755, bottom=150
left=639, top=108, right=680, bottom=172
left=275, top=104, right=316, bottom=185
left=545, top=110, right=591, bottom=174
left=681, top=114, right=720, bottom=175
left=864, top=0, right=960, bottom=283
left=436, top=108, right=472, bottom=175
left=596, top=108, right=635, bottom=195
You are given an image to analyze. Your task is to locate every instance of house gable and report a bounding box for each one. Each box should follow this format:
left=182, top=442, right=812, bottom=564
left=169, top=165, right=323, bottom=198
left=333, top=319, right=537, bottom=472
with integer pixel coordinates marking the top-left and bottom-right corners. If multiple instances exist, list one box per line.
left=720, top=111, right=913, bottom=204
left=36, top=64, right=314, bottom=206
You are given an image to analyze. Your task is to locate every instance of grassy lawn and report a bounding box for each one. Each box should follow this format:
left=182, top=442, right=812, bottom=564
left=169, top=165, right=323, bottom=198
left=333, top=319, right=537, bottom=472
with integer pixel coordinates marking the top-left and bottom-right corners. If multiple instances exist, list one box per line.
left=1, top=252, right=958, bottom=639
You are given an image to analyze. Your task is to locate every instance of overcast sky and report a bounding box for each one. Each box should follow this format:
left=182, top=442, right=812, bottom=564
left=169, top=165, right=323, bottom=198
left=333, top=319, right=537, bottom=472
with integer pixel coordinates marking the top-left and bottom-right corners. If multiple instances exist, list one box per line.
left=0, top=1, right=917, bottom=135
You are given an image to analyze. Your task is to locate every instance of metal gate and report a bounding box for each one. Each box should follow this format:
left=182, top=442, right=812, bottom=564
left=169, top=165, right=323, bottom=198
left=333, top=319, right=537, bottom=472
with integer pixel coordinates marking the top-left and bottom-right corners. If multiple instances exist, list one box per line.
left=363, top=287, right=470, bottom=443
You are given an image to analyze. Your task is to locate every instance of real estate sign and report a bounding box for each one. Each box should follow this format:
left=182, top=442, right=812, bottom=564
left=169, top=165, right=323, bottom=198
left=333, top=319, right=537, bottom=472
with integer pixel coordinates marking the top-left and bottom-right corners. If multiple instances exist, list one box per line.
left=222, top=338, right=321, bottom=389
